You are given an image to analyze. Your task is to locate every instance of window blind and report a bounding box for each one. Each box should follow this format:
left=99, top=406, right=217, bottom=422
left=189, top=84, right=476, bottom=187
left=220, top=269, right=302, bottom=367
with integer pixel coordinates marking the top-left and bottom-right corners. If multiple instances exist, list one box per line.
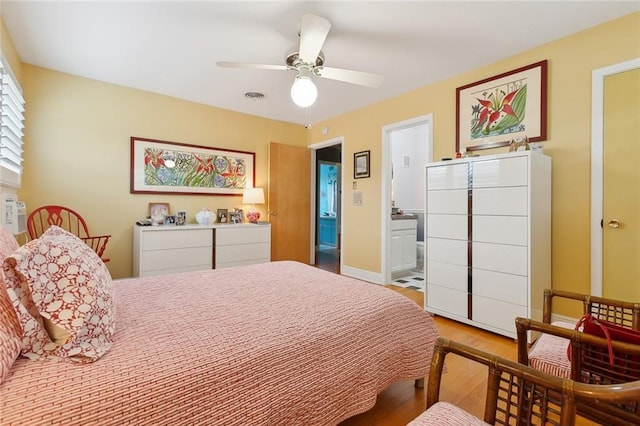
left=0, top=57, right=25, bottom=188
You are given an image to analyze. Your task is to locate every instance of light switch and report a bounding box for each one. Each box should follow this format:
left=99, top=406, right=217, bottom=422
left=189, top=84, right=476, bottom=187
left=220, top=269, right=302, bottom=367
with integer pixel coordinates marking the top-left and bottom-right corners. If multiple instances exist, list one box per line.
left=352, top=191, right=363, bottom=206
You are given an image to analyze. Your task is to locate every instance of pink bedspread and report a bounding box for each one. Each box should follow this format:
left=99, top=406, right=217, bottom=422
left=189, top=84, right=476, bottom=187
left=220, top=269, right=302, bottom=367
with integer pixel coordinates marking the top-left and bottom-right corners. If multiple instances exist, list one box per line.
left=1, top=261, right=438, bottom=425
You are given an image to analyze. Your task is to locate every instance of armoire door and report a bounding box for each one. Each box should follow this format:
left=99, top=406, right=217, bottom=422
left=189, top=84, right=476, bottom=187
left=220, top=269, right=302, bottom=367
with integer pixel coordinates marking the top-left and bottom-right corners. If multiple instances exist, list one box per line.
left=603, top=67, right=640, bottom=301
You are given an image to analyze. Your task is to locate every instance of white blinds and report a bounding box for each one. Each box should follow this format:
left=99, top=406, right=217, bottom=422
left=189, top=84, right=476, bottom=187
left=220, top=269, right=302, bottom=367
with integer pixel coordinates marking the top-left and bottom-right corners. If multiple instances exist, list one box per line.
left=0, top=57, right=25, bottom=188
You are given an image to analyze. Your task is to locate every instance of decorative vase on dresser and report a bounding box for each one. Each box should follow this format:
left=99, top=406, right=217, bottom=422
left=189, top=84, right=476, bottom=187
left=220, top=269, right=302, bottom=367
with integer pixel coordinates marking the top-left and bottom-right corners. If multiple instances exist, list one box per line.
left=424, top=151, right=551, bottom=341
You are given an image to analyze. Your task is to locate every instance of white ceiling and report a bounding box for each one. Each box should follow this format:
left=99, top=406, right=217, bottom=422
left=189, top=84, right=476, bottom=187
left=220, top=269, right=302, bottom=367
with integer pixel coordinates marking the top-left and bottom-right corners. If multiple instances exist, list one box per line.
left=2, top=1, right=639, bottom=126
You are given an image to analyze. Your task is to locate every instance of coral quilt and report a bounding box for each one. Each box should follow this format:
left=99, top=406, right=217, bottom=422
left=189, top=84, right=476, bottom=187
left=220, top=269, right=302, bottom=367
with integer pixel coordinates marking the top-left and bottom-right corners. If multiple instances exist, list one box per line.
left=1, top=261, right=438, bottom=425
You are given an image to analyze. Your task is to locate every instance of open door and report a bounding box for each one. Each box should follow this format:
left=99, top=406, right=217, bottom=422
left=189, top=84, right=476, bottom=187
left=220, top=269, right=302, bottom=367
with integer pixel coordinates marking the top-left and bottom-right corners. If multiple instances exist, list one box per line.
left=268, top=142, right=311, bottom=263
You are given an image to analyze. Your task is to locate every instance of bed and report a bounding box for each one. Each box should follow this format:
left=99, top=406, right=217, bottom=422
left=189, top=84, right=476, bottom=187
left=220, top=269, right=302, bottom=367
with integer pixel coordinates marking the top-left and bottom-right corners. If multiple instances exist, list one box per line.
left=0, top=226, right=438, bottom=425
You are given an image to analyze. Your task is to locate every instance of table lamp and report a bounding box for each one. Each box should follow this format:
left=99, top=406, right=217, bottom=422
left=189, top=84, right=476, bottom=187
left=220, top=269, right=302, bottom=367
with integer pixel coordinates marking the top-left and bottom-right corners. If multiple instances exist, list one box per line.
left=242, top=187, right=265, bottom=223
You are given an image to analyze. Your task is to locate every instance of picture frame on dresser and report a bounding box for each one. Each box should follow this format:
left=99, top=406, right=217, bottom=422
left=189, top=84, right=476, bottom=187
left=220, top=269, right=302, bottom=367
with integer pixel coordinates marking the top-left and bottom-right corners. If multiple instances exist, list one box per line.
left=216, top=209, right=228, bottom=223
left=176, top=211, right=187, bottom=226
left=149, top=202, right=170, bottom=217
left=456, top=60, right=547, bottom=153
left=229, top=209, right=243, bottom=224
left=164, top=215, right=176, bottom=225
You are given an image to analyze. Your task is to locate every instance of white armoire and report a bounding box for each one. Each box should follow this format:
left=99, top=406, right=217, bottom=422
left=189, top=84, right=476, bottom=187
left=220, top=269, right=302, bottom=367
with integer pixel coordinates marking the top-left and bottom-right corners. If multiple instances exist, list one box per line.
left=424, top=151, right=551, bottom=339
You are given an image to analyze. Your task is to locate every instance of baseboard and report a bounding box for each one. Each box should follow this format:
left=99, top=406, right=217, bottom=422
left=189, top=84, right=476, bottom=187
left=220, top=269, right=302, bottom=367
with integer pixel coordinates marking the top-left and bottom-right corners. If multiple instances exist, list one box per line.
left=341, top=265, right=384, bottom=285
left=550, top=313, right=578, bottom=325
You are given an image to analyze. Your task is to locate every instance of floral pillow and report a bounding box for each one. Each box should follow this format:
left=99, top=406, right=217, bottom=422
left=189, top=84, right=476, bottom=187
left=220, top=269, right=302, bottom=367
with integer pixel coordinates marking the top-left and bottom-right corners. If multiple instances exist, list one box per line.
left=0, top=226, right=22, bottom=383
left=3, top=226, right=115, bottom=362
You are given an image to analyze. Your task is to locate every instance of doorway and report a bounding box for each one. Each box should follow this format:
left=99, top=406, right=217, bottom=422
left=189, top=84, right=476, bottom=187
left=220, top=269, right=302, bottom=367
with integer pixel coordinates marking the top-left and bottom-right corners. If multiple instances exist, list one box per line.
left=591, top=58, right=640, bottom=299
left=381, top=114, right=433, bottom=287
left=311, top=138, right=343, bottom=273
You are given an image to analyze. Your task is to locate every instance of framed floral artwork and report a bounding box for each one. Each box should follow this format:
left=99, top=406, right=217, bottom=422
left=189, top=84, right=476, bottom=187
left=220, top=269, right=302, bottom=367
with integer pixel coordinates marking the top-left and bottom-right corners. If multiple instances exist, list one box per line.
left=456, top=60, right=547, bottom=152
left=130, top=137, right=255, bottom=195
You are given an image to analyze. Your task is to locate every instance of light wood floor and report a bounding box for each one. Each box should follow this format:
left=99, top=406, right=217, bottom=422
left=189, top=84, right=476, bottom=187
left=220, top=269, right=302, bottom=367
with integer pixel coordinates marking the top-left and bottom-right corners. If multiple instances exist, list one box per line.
left=338, top=285, right=599, bottom=426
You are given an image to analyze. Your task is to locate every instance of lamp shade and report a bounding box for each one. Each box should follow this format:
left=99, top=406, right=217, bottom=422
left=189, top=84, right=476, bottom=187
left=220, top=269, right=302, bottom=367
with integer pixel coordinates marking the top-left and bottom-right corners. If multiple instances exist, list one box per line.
left=242, top=187, right=265, bottom=205
left=290, top=76, right=317, bottom=107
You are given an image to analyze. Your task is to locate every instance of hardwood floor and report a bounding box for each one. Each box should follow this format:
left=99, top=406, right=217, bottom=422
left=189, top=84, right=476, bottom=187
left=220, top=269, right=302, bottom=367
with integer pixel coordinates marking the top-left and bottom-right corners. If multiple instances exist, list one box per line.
left=336, top=284, right=599, bottom=426
left=315, top=245, right=340, bottom=273
left=337, top=284, right=516, bottom=425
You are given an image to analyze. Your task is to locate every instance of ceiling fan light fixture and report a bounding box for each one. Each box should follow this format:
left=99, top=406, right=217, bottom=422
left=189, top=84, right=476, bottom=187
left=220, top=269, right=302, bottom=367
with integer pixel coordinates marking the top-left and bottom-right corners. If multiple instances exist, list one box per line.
left=290, top=75, right=317, bottom=108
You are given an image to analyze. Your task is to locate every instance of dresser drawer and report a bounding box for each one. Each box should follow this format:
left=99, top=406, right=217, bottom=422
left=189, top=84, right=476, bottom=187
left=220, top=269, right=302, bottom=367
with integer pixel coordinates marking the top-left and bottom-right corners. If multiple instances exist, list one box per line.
left=426, top=189, right=467, bottom=214
left=141, top=246, right=212, bottom=274
left=473, top=187, right=528, bottom=216
left=216, top=242, right=270, bottom=268
left=472, top=156, right=528, bottom=188
left=472, top=215, right=527, bottom=246
left=472, top=295, right=527, bottom=336
left=427, top=214, right=467, bottom=240
left=426, top=261, right=467, bottom=292
left=427, top=238, right=467, bottom=266
left=216, top=226, right=270, bottom=246
left=426, top=284, right=468, bottom=318
left=427, top=163, right=468, bottom=190
left=473, top=268, right=527, bottom=305
left=472, top=242, right=527, bottom=276
left=141, top=228, right=213, bottom=251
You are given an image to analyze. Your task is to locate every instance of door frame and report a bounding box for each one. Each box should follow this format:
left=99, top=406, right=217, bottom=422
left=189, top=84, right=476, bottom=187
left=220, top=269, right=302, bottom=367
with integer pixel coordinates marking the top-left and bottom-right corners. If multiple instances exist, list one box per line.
left=590, top=57, right=640, bottom=296
left=309, top=136, right=344, bottom=269
left=381, top=114, right=433, bottom=284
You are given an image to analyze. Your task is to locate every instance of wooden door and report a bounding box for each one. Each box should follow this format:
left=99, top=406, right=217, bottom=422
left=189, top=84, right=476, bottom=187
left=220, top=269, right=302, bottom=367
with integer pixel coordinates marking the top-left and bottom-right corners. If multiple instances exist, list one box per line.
left=603, top=68, right=640, bottom=301
left=268, top=142, right=311, bottom=263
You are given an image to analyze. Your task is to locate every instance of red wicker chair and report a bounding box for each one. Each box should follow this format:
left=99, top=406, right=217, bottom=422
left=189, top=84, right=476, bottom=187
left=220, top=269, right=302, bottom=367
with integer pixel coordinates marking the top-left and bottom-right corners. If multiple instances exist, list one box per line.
left=27, top=205, right=110, bottom=262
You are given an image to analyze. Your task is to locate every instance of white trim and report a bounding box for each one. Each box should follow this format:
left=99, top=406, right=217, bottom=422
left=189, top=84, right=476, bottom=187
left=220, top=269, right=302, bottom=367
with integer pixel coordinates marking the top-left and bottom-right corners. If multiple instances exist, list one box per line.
left=591, top=58, right=640, bottom=297
left=550, top=314, right=579, bottom=326
left=308, top=136, right=344, bottom=272
left=381, top=114, right=433, bottom=284
left=341, top=264, right=384, bottom=285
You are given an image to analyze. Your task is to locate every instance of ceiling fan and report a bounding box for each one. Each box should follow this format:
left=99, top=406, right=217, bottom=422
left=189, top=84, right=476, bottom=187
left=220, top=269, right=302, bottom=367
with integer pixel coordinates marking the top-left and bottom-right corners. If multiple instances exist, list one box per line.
left=216, top=13, right=384, bottom=108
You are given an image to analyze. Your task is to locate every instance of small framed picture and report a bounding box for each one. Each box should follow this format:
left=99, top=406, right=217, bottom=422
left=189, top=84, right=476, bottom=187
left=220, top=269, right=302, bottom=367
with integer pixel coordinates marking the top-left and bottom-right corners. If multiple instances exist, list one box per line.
left=164, top=215, right=176, bottom=225
left=229, top=209, right=243, bottom=224
left=148, top=202, right=170, bottom=217
left=176, top=211, right=187, bottom=226
left=216, top=208, right=228, bottom=223
left=354, top=150, right=370, bottom=179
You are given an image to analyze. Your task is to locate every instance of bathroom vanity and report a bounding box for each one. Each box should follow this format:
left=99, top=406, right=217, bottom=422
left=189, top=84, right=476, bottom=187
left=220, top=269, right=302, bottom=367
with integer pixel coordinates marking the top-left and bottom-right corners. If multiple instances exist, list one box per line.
left=390, top=216, right=418, bottom=274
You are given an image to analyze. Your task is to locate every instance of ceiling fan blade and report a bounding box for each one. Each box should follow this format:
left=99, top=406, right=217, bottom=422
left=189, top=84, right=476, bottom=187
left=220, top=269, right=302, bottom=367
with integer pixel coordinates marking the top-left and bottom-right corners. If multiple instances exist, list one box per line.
left=316, top=66, right=384, bottom=88
left=298, top=14, right=331, bottom=64
left=216, top=61, right=289, bottom=71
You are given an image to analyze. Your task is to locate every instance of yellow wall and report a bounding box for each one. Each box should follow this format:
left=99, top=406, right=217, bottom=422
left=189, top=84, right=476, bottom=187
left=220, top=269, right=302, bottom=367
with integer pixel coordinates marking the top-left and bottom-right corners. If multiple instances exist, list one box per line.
left=309, top=12, right=640, bottom=296
left=5, top=11, right=640, bottom=302
left=0, top=17, right=22, bottom=81
left=19, top=66, right=307, bottom=278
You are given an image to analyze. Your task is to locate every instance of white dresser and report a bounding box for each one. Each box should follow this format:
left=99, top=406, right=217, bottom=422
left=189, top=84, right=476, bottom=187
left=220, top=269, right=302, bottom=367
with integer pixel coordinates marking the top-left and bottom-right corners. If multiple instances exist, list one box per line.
left=133, top=223, right=271, bottom=277
left=424, top=151, right=551, bottom=339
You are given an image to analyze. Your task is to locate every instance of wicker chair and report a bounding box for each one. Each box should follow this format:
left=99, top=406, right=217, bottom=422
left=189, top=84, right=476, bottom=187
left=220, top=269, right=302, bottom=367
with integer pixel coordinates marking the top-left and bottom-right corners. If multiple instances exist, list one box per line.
left=541, top=289, right=640, bottom=330
left=27, top=205, right=111, bottom=262
left=516, top=317, right=640, bottom=424
left=517, top=290, right=640, bottom=378
left=408, top=337, right=640, bottom=426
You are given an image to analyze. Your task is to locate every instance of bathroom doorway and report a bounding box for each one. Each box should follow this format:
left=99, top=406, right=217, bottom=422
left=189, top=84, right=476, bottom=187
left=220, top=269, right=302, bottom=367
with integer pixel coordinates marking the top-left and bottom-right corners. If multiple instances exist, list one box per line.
left=381, top=115, right=433, bottom=287
left=314, top=142, right=342, bottom=273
